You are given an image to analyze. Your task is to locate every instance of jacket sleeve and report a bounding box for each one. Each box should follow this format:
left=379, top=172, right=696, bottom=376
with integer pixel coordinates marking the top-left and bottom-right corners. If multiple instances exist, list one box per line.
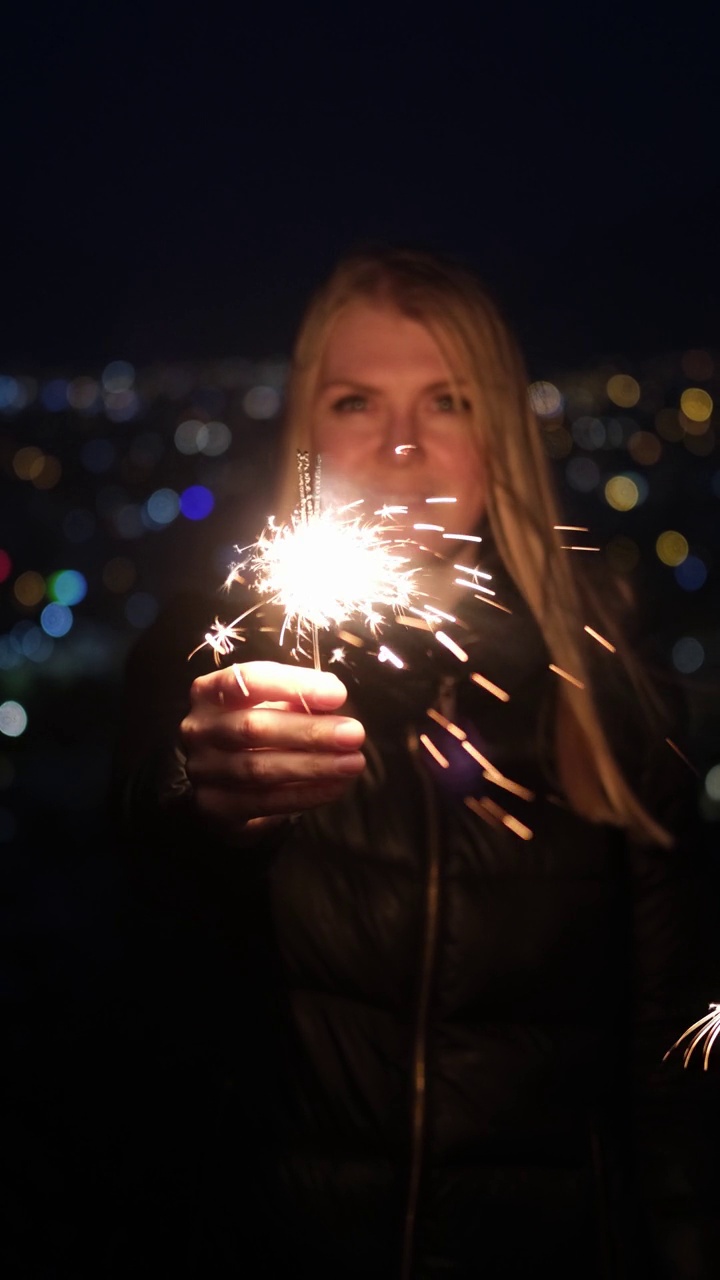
left=628, top=722, right=720, bottom=1276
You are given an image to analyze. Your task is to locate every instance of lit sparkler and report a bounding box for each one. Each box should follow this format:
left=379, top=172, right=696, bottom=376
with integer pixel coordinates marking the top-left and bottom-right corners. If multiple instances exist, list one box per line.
left=194, top=451, right=430, bottom=669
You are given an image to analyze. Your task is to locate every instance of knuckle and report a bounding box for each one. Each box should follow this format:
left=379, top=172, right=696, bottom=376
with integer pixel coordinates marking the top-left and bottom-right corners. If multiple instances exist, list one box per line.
left=242, top=750, right=267, bottom=783
left=239, top=709, right=265, bottom=747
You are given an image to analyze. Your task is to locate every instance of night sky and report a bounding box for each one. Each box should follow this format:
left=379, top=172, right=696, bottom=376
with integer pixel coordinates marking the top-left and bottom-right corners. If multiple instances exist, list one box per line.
left=4, top=2, right=720, bottom=372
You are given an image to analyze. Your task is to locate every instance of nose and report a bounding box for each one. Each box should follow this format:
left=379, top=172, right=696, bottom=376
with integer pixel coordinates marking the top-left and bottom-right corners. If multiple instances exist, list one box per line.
left=383, top=404, right=422, bottom=463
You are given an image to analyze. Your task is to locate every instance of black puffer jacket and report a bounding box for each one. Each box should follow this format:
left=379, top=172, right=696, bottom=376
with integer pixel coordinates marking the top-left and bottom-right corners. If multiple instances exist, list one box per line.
left=110, top=550, right=718, bottom=1279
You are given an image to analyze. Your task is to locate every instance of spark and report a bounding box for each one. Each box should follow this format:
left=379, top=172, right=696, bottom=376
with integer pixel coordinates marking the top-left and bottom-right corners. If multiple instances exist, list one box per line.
left=464, top=795, right=533, bottom=841
left=549, top=663, right=585, bottom=690
left=426, top=707, right=467, bottom=741
left=189, top=617, right=247, bottom=661
left=378, top=645, right=405, bottom=668
left=420, top=734, right=450, bottom=767
left=663, top=1004, right=720, bottom=1070
left=584, top=625, right=616, bottom=653
left=213, top=505, right=423, bottom=670
left=665, top=737, right=701, bottom=776
left=470, top=671, right=510, bottom=702
left=435, top=631, right=469, bottom=662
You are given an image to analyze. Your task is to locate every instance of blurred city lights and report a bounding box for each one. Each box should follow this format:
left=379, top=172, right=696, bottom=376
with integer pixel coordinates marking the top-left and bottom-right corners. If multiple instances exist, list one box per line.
left=101, top=360, right=135, bottom=392
left=0, top=701, right=28, bottom=738
left=705, top=764, right=720, bottom=802
left=13, top=571, right=45, bottom=607
left=680, top=387, right=713, bottom=423
left=47, top=569, right=88, bottom=606
left=243, top=385, right=280, bottom=419
left=656, top=531, right=689, bottom=567
left=627, top=430, right=662, bottom=465
left=565, top=457, right=600, bottom=492
left=144, top=488, right=180, bottom=527
left=604, top=473, right=648, bottom=511
left=571, top=416, right=605, bottom=450
left=199, top=420, right=231, bottom=456
left=13, top=446, right=45, bottom=480
left=671, top=636, right=704, bottom=674
left=40, top=379, right=69, bottom=412
left=528, top=380, right=564, bottom=417
left=606, top=374, right=640, bottom=408
left=0, top=550, right=12, bottom=583
left=180, top=484, right=214, bottom=520
left=175, top=419, right=207, bottom=454
left=674, top=555, right=708, bottom=591
left=40, top=603, right=74, bottom=638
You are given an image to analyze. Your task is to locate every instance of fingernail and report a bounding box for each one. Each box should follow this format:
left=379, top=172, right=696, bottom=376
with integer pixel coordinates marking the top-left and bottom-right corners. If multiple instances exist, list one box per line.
left=333, top=719, right=365, bottom=748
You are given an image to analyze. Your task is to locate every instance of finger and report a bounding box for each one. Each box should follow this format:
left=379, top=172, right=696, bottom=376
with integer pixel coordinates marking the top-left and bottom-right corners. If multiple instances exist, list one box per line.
left=184, top=708, right=365, bottom=753
left=190, top=661, right=350, bottom=712
left=188, top=744, right=366, bottom=789
left=193, top=777, right=357, bottom=822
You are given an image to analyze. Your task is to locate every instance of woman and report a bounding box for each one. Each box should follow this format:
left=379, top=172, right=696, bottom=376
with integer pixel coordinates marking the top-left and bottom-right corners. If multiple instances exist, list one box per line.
left=111, top=247, right=715, bottom=1277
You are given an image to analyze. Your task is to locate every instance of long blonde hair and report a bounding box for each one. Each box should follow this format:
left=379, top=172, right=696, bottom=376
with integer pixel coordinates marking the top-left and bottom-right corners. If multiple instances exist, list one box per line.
left=273, top=245, right=673, bottom=846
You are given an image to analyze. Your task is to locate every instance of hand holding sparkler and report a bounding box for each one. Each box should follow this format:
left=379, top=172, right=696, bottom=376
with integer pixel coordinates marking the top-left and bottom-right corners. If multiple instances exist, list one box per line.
left=179, top=659, right=366, bottom=844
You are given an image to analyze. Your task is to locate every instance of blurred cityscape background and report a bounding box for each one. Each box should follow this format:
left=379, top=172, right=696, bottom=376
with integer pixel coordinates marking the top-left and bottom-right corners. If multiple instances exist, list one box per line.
left=1, top=332, right=719, bottom=861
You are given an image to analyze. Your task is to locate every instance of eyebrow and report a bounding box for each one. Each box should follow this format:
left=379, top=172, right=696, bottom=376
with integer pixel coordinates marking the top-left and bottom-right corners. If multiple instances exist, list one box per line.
left=318, top=378, right=470, bottom=394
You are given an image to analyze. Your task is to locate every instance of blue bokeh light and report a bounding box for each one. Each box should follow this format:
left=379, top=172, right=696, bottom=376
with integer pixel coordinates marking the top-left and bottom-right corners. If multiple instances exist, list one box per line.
left=674, top=555, right=708, bottom=591
left=47, top=569, right=88, bottom=606
left=41, top=603, right=74, bottom=638
left=180, top=485, right=215, bottom=521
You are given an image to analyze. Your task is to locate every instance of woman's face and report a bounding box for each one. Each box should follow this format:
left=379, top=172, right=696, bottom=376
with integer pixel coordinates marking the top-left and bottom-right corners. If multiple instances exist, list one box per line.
left=312, top=302, right=486, bottom=556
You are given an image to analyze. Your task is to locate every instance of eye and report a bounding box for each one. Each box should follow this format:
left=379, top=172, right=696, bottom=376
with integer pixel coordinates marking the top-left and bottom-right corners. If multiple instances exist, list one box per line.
left=332, top=394, right=368, bottom=413
left=434, top=392, right=471, bottom=413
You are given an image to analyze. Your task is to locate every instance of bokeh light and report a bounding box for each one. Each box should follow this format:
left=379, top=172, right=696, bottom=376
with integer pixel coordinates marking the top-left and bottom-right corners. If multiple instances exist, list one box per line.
left=102, top=360, right=135, bottom=392
left=674, top=555, right=708, bottom=591
left=604, top=473, right=647, bottom=511
left=0, top=701, right=28, bottom=738
left=627, top=431, right=662, bottom=465
left=606, top=374, right=640, bottom=408
left=14, top=570, right=45, bottom=607
left=705, top=764, right=720, bottom=802
left=528, top=381, right=564, bottom=418
left=671, top=636, right=704, bottom=673
left=180, top=485, right=214, bottom=520
left=47, top=569, right=88, bottom=606
left=571, top=416, right=605, bottom=450
left=0, top=549, right=12, bottom=583
left=40, top=603, right=74, bottom=637
left=565, top=457, right=600, bottom=492
left=243, top=385, right=280, bottom=420
left=656, top=531, right=688, bottom=567
left=680, top=387, right=713, bottom=423
left=13, top=446, right=45, bottom=480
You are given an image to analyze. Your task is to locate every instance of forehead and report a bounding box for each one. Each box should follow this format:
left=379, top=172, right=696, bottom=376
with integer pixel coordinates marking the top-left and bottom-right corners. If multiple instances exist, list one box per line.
left=319, top=302, right=457, bottom=381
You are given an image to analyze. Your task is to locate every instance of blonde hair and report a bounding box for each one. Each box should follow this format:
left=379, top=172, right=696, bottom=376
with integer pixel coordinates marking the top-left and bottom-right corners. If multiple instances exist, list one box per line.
left=274, top=245, right=672, bottom=846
